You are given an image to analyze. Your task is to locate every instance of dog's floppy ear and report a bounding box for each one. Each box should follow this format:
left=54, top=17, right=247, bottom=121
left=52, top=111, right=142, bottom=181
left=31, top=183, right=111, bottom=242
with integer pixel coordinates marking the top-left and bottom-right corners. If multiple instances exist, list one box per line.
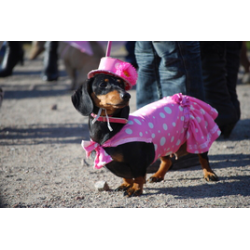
left=71, top=78, right=94, bottom=116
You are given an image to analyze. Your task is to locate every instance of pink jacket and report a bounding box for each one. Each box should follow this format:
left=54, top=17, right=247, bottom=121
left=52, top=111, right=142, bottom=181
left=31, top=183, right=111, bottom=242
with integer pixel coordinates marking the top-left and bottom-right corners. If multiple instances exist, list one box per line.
left=82, top=93, right=221, bottom=169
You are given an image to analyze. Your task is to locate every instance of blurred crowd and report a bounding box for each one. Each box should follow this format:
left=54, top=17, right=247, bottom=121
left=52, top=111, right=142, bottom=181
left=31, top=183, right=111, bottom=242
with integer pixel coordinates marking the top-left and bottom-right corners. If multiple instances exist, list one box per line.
left=0, top=41, right=250, bottom=140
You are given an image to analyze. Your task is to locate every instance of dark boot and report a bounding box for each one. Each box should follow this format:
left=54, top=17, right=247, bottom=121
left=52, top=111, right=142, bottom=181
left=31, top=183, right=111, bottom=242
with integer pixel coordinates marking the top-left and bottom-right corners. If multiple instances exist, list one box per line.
left=0, top=42, right=24, bottom=77
left=41, top=41, right=59, bottom=81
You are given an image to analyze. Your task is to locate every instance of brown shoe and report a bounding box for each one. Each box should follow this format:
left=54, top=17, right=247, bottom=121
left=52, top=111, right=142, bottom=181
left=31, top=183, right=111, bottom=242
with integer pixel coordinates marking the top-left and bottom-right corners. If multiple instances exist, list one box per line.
left=29, top=41, right=45, bottom=60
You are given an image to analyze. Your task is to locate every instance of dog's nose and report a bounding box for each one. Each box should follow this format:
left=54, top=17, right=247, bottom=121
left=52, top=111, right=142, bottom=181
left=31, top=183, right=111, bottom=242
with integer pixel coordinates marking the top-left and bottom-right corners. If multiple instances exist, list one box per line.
left=121, top=92, right=131, bottom=101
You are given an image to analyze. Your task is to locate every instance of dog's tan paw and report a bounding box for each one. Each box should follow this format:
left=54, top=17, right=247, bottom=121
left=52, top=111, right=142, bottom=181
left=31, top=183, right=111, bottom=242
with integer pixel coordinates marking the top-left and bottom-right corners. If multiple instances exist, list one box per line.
left=115, top=183, right=132, bottom=192
left=204, top=172, right=219, bottom=182
left=115, top=178, right=134, bottom=192
left=147, top=176, right=164, bottom=183
left=123, top=187, right=142, bottom=197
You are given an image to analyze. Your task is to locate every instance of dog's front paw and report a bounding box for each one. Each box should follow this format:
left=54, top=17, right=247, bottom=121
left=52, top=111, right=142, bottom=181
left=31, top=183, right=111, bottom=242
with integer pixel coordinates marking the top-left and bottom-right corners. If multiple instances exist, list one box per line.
left=123, top=187, right=142, bottom=197
left=204, top=172, right=219, bottom=182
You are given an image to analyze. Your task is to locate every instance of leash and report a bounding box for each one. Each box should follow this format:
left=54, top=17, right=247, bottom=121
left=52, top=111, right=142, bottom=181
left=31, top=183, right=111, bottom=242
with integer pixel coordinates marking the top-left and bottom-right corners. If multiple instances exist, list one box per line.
left=92, top=108, right=113, bottom=131
left=106, top=41, right=112, bottom=57
left=92, top=42, right=113, bottom=130
left=91, top=41, right=128, bottom=132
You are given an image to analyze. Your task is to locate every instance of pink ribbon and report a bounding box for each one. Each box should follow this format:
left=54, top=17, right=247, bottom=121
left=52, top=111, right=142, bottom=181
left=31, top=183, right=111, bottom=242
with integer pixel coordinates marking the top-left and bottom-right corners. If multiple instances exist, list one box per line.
left=172, top=93, right=190, bottom=129
left=81, top=140, right=113, bottom=169
left=173, top=93, right=190, bottom=108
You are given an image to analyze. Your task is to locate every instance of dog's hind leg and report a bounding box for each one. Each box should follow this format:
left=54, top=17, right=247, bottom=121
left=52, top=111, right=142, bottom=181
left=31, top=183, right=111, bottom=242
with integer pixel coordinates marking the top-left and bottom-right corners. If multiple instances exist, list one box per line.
left=198, top=152, right=219, bottom=181
left=148, top=156, right=172, bottom=183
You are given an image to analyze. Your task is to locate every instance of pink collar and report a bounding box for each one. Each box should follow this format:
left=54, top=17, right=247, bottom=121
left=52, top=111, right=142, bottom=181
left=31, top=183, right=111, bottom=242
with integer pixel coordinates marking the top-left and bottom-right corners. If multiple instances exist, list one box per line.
left=91, top=113, right=128, bottom=124
left=91, top=108, right=128, bottom=131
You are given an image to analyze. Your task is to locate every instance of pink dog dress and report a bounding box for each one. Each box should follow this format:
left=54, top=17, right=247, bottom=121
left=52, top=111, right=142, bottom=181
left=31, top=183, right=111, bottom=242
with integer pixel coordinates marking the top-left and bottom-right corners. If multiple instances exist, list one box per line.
left=82, top=93, right=221, bottom=169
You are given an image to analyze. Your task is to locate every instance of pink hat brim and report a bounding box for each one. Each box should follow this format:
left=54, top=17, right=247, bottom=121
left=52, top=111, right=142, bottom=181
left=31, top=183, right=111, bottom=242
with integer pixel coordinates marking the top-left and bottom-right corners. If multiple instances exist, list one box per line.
left=88, top=70, right=133, bottom=90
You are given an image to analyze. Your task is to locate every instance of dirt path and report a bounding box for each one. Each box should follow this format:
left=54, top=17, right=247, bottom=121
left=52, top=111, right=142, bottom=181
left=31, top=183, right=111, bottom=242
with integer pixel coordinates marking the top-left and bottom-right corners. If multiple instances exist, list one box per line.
left=1, top=46, right=250, bottom=208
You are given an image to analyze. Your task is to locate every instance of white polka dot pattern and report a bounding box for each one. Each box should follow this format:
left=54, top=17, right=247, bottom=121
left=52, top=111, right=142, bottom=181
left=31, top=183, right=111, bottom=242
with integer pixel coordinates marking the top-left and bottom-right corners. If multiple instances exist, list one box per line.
left=82, top=93, right=221, bottom=169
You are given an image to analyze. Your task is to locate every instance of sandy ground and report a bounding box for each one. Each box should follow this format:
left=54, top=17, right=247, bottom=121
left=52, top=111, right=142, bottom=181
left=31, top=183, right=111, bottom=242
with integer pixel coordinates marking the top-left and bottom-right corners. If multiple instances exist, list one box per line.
left=0, top=44, right=250, bottom=208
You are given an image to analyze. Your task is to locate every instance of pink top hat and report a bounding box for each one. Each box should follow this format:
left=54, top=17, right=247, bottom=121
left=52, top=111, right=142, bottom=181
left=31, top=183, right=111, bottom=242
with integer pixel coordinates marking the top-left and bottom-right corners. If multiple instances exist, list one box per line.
left=87, top=42, right=137, bottom=90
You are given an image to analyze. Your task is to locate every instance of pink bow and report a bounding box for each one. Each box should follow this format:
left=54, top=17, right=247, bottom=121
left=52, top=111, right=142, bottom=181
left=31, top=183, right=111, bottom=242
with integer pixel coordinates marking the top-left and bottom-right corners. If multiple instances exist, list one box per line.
left=81, top=140, right=113, bottom=169
left=172, top=93, right=190, bottom=129
left=173, top=93, right=190, bottom=108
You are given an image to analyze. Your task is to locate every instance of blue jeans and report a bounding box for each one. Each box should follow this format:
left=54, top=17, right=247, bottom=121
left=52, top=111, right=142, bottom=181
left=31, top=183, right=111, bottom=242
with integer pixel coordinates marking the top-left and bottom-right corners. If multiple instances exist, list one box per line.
left=135, top=41, right=204, bottom=109
left=125, top=41, right=138, bottom=68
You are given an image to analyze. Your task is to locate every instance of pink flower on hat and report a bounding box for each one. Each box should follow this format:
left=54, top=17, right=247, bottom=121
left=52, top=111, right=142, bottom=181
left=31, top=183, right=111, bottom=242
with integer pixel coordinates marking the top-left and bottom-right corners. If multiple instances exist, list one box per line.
left=115, top=62, right=137, bottom=87
left=87, top=57, right=138, bottom=90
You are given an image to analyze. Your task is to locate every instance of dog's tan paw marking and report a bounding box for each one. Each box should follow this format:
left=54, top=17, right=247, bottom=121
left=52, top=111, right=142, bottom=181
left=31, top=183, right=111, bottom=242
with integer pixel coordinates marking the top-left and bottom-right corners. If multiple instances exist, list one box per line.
left=204, top=172, right=219, bottom=182
left=115, top=184, right=132, bottom=192
left=123, top=187, right=142, bottom=197
left=147, top=176, right=164, bottom=183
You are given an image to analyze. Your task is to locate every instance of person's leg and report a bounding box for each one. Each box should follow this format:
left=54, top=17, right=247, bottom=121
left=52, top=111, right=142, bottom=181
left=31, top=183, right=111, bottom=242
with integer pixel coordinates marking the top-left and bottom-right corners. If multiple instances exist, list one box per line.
left=153, top=41, right=186, bottom=98
left=217, top=41, right=242, bottom=137
left=125, top=41, right=138, bottom=69
left=0, top=42, right=6, bottom=64
left=199, top=41, right=239, bottom=137
left=177, top=41, right=204, bottom=100
left=225, top=41, right=241, bottom=120
left=29, top=41, right=45, bottom=60
left=240, top=41, right=250, bottom=84
left=240, top=41, right=250, bottom=74
left=0, top=87, right=3, bottom=108
left=0, top=41, right=24, bottom=77
left=135, top=41, right=159, bottom=109
left=152, top=41, right=204, bottom=100
left=41, top=41, right=59, bottom=81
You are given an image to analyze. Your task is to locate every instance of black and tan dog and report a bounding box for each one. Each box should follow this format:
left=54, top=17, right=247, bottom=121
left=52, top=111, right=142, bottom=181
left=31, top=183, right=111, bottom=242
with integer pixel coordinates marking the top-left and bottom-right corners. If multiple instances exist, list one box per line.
left=72, top=74, right=219, bottom=197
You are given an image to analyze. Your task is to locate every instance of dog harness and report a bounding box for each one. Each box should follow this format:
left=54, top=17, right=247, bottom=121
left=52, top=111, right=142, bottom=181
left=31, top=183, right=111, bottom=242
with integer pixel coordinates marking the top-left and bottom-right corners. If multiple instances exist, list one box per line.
left=82, top=93, right=221, bottom=169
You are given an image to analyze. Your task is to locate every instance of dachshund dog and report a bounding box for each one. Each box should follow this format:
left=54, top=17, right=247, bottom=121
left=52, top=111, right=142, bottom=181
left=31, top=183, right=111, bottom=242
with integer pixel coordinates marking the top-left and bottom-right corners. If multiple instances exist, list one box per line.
left=72, top=74, right=220, bottom=197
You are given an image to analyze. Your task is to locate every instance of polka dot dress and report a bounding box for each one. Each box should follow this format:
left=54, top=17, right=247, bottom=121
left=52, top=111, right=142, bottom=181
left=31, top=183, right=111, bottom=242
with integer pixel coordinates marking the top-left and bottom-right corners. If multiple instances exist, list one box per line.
left=82, top=93, right=221, bottom=169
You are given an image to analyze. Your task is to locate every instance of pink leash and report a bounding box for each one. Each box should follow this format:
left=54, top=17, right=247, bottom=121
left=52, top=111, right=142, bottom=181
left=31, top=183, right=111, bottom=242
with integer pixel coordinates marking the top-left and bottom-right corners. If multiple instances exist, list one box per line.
left=92, top=41, right=128, bottom=131
left=106, top=41, right=112, bottom=57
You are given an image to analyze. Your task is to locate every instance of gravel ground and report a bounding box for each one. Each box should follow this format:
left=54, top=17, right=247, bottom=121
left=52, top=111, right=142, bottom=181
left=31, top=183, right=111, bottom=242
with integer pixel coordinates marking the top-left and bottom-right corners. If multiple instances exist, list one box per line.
left=0, top=45, right=250, bottom=208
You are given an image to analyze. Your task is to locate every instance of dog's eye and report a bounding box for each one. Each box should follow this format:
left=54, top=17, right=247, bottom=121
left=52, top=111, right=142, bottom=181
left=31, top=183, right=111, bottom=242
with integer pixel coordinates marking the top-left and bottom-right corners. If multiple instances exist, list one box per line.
left=99, top=82, right=108, bottom=88
left=116, top=79, right=125, bottom=88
